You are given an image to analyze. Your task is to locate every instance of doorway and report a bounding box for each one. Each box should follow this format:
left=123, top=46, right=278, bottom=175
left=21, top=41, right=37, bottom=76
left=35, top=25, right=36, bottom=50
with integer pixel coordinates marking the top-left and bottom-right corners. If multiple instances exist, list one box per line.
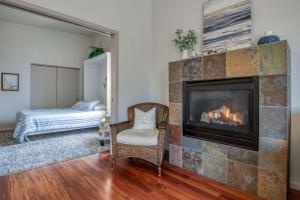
left=0, top=0, right=119, bottom=123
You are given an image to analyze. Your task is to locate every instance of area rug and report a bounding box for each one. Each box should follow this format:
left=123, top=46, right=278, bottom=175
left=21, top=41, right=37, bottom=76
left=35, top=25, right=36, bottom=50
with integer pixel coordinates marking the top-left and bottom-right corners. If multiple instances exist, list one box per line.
left=0, top=128, right=109, bottom=176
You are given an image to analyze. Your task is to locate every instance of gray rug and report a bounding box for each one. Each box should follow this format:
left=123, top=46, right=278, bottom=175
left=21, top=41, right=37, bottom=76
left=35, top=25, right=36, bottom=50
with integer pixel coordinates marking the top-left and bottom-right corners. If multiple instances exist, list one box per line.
left=0, top=128, right=109, bottom=176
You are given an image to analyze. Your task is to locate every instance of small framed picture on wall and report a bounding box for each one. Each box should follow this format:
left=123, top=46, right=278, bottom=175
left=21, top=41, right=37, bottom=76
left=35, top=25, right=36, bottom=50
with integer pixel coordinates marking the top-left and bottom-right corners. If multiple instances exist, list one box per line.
left=1, top=73, right=19, bottom=91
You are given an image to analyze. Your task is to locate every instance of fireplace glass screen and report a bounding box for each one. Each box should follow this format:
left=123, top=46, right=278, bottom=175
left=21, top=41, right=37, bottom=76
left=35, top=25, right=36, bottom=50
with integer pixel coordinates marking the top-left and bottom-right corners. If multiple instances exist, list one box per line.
left=183, top=77, right=259, bottom=151
left=188, top=90, right=250, bottom=133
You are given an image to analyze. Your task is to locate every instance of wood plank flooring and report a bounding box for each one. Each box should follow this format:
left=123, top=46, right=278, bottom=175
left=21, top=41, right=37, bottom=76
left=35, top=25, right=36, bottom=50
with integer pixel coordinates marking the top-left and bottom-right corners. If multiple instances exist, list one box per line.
left=289, top=189, right=300, bottom=200
left=0, top=151, right=296, bottom=200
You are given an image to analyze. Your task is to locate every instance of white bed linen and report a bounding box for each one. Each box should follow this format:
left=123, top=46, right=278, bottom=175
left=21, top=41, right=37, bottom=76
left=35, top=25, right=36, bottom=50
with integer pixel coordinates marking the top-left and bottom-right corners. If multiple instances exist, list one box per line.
left=14, top=108, right=105, bottom=143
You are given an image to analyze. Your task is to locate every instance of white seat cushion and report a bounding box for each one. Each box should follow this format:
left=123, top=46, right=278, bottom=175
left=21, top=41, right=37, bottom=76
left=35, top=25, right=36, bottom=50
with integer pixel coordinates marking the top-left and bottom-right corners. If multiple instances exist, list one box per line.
left=116, top=128, right=159, bottom=146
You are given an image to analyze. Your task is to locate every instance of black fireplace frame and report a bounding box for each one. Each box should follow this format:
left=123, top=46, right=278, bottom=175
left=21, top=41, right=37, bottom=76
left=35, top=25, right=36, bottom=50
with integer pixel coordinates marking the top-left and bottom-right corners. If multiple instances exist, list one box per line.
left=183, top=76, right=259, bottom=151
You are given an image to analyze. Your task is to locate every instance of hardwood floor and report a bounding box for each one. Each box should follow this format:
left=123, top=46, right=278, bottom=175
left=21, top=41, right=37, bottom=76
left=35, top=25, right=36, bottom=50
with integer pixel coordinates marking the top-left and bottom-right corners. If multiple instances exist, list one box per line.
left=289, top=189, right=300, bottom=200
left=0, top=151, right=296, bottom=200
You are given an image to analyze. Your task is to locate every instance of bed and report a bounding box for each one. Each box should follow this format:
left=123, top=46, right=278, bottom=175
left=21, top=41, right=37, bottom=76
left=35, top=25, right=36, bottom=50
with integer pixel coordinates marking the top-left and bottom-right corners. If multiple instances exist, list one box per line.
left=13, top=108, right=106, bottom=143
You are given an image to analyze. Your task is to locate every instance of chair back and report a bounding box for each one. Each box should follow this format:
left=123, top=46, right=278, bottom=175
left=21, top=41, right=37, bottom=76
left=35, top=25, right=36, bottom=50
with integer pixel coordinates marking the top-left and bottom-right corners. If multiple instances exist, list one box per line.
left=127, top=103, right=169, bottom=126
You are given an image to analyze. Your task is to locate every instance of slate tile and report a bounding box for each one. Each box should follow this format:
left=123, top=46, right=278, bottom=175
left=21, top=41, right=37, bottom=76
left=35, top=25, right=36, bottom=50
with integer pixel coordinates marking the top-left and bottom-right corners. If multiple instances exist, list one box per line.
left=259, top=41, right=288, bottom=75
left=260, top=75, right=287, bottom=106
left=202, top=141, right=226, bottom=158
left=169, top=83, right=182, bottom=103
left=169, top=144, right=182, bottom=167
left=203, top=154, right=226, bottom=184
left=227, top=146, right=258, bottom=166
left=203, top=53, right=226, bottom=79
left=169, top=103, right=182, bottom=125
left=169, top=61, right=182, bottom=83
left=169, top=124, right=182, bottom=146
left=260, top=107, right=288, bottom=140
left=182, top=136, right=203, bottom=152
left=182, top=58, right=202, bottom=81
left=258, top=168, right=287, bottom=200
left=226, top=47, right=259, bottom=77
left=227, top=160, right=258, bottom=195
left=182, top=148, right=203, bottom=175
left=259, top=137, right=288, bottom=174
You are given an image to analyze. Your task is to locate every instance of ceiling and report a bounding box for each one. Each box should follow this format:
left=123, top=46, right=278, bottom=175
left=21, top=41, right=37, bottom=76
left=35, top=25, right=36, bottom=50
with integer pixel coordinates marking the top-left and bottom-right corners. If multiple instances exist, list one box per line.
left=0, top=5, right=107, bottom=37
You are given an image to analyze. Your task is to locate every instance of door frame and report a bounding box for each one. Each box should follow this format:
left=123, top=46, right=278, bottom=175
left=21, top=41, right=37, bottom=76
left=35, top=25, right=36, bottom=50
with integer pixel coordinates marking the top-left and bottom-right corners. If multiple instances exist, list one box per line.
left=0, top=0, right=119, bottom=122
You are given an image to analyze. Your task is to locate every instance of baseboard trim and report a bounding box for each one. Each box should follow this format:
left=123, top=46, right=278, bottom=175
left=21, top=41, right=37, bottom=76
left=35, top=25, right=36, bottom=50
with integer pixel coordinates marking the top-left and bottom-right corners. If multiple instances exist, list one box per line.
left=291, top=181, right=300, bottom=191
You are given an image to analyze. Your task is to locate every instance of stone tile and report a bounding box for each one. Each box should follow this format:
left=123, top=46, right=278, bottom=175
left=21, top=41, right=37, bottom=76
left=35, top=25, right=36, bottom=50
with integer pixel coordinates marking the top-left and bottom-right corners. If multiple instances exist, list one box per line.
left=182, top=148, right=203, bottom=175
left=260, top=107, right=288, bottom=140
left=169, top=124, right=182, bottom=146
left=258, top=168, right=287, bottom=200
left=259, top=137, right=288, bottom=174
left=227, top=160, right=258, bottom=195
left=202, top=141, right=226, bottom=158
left=259, top=41, right=288, bottom=75
left=182, top=58, right=202, bottom=81
left=203, top=154, right=226, bottom=184
left=169, top=83, right=182, bottom=103
left=259, top=75, right=287, bottom=106
left=226, top=47, right=259, bottom=77
left=203, top=53, right=226, bottom=79
left=169, top=144, right=182, bottom=167
left=169, top=61, right=182, bottom=83
left=227, top=146, right=258, bottom=166
left=169, top=103, right=182, bottom=125
left=182, top=136, right=203, bottom=152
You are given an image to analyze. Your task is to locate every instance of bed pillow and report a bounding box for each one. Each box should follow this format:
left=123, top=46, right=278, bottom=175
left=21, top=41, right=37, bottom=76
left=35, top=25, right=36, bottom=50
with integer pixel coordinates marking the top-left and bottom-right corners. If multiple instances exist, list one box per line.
left=94, top=104, right=106, bottom=111
left=133, top=108, right=156, bottom=129
left=71, top=100, right=99, bottom=111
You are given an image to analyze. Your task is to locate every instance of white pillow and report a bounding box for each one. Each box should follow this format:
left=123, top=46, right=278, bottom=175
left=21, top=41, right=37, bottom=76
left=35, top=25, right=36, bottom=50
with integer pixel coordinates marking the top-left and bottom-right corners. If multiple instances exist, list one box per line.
left=133, top=108, right=156, bottom=129
left=94, top=104, right=106, bottom=111
left=71, top=100, right=99, bottom=111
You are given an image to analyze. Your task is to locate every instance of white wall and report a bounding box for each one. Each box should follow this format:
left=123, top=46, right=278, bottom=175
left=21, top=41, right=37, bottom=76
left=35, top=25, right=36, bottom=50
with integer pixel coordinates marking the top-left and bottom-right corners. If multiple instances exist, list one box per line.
left=152, top=0, right=204, bottom=104
left=21, top=0, right=153, bottom=123
left=0, top=21, right=92, bottom=130
left=92, top=34, right=112, bottom=53
left=152, top=0, right=300, bottom=190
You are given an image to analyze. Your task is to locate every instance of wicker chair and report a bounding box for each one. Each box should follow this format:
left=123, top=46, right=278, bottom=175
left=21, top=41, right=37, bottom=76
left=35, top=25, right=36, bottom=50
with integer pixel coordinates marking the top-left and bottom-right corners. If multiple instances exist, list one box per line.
left=110, top=103, right=169, bottom=176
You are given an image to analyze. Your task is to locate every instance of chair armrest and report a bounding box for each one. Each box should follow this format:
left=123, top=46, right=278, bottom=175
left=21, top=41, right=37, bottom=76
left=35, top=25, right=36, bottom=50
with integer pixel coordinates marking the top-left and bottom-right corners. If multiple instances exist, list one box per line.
left=110, top=121, right=132, bottom=150
left=110, top=121, right=132, bottom=134
left=158, top=121, right=168, bottom=130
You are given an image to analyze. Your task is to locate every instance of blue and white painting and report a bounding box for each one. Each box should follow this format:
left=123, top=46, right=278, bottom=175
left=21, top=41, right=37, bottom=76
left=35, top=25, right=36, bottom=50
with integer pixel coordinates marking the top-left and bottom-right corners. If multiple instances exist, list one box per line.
left=203, top=0, right=252, bottom=55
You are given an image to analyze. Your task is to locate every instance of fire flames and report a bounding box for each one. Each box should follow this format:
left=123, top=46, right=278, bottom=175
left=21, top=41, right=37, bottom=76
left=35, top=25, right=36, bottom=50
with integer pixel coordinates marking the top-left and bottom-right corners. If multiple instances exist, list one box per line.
left=201, top=105, right=245, bottom=126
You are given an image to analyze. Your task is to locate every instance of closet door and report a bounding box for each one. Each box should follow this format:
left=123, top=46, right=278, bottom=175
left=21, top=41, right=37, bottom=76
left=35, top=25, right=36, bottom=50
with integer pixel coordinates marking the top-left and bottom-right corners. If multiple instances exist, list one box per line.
left=56, top=68, right=79, bottom=108
left=31, top=65, right=57, bottom=109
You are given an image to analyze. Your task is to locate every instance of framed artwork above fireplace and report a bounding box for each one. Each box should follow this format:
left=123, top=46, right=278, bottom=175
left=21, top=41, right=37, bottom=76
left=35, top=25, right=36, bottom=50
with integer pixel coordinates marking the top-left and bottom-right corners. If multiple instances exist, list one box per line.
left=203, top=0, right=252, bottom=56
left=183, top=76, right=259, bottom=151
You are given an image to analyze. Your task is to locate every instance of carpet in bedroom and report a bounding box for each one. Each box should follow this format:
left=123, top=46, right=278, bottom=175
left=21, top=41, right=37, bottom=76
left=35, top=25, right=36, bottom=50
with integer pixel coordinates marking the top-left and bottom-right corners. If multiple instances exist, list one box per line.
left=0, top=128, right=109, bottom=176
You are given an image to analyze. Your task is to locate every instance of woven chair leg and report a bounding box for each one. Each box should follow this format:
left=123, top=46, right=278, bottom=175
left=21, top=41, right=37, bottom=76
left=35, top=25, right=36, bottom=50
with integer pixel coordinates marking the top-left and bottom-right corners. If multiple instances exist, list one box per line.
left=158, top=166, right=161, bottom=176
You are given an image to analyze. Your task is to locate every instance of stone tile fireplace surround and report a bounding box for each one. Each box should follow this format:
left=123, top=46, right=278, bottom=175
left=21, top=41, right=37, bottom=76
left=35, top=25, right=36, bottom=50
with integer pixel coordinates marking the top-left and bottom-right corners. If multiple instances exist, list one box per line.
left=168, top=41, right=290, bottom=200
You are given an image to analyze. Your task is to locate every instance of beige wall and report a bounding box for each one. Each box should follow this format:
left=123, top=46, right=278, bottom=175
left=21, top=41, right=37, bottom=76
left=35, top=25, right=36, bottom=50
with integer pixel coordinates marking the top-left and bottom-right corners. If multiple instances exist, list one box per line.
left=22, top=0, right=153, bottom=122
left=151, top=0, right=300, bottom=190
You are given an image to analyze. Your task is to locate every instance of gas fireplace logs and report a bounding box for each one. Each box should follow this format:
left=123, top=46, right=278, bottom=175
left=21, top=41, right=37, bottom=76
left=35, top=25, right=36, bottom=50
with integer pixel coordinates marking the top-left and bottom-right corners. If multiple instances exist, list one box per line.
left=200, top=105, right=245, bottom=126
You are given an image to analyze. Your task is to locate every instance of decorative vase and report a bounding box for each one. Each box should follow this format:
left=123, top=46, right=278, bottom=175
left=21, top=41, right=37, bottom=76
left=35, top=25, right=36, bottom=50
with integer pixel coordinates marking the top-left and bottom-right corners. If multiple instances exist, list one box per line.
left=182, top=49, right=189, bottom=59
left=258, top=31, right=280, bottom=45
left=191, top=50, right=197, bottom=58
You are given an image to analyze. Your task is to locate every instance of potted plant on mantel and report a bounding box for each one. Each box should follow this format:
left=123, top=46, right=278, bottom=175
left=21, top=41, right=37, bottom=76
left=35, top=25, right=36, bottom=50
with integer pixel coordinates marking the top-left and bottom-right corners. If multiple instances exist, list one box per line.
left=173, top=29, right=197, bottom=59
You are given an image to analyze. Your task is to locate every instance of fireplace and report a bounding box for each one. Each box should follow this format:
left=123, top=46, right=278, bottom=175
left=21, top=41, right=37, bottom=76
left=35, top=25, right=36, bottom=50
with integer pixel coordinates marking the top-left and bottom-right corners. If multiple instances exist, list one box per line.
left=183, top=77, right=259, bottom=150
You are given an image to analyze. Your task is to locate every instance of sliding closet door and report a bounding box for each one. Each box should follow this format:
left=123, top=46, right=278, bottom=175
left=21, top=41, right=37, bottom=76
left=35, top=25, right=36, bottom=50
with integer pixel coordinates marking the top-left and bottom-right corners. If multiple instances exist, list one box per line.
left=31, top=65, right=57, bottom=109
left=56, top=68, right=79, bottom=108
